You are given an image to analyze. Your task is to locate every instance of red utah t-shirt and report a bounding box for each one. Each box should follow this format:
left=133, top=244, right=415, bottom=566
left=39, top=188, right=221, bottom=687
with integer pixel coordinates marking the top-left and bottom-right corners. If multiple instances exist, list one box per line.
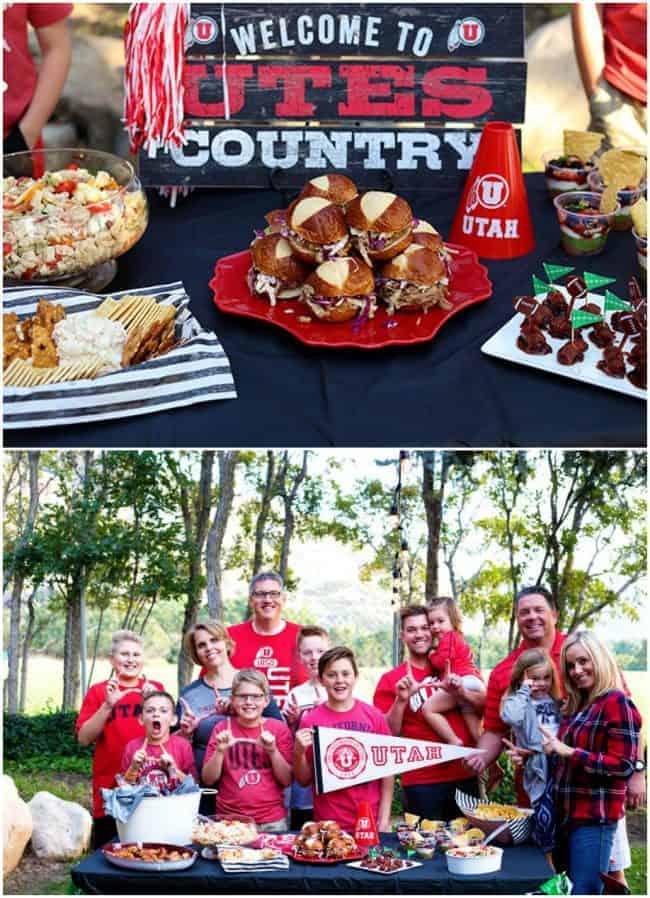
left=121, top=734, right=198, bottom=790
left=373, top=661, right=476, bottom=786
left=3, top=3, right=73, bottom=137
left=204, top=717, right=294, bottom=824
left=227, top=619, right=306, bottom=708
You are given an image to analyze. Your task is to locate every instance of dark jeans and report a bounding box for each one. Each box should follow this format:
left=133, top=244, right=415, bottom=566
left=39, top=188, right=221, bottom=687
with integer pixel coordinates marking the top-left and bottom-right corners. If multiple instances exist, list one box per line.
left=567, top=823, right=617, bottom=895
left=291, top=808, right=314, bottom=830
left=91, top=816, right=118, bottom=850
left=402, top=777, right=479, bottom=820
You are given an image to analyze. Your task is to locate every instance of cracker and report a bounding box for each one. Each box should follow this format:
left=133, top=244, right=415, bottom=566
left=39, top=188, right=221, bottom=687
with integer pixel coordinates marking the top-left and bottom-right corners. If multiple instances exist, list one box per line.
left=96, top=298, right=120, bottom=318
left=564, top=129, right=603, bottom=163
left=121, top=326, right=145, bottom=367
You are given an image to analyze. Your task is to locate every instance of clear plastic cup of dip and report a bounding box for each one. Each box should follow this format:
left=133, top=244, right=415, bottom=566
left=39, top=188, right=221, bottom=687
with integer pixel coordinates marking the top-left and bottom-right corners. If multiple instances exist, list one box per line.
left=542, top=150, right=595, bottom=199
left=553, top=191, right=617, bottom=256
left=587, top=170, right=643, bottom=231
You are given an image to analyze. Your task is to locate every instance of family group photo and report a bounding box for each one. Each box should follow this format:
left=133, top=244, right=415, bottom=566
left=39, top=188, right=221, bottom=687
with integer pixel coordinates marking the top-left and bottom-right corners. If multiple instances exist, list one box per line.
left=2, top=449, right=647, bottom=895
left=2, top=0, right=648, bottom=895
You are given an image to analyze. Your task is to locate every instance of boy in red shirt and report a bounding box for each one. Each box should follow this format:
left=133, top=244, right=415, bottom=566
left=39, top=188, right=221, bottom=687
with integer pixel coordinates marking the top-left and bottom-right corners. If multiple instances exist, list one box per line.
left=203, top=669, right=294, bottom=832
left=420, top=596, right=485, bottom=745
left=121, top=691, right=197, bottom=791
left=3, top=3, right=72, bottom=153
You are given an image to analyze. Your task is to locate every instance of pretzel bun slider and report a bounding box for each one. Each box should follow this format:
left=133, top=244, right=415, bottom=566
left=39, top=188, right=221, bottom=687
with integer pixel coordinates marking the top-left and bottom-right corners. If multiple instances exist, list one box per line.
left=378, top=244, right=450, bottom=315
left=248, top=233, right=310, bottom=305
left=286, top=197, right=350, bottom=264
left=301, top=256, right=376, bottom=323
left=300, top=173, right=359, bottom=208
left=346, top=191, right=413, bottom=263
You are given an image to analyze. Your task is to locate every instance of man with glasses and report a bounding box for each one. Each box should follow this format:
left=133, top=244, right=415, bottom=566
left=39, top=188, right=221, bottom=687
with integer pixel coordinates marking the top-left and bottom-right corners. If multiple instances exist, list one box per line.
left=228, top=572, right=306, bottom=709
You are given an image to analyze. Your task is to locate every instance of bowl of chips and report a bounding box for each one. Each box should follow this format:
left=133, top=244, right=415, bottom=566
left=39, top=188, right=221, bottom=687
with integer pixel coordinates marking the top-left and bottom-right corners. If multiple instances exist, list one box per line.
left=542, top=130, right=603, bottom=199
left=630, top=197, right=647, bottom=285
left=587, top=148, right=646, bottom=231
left=553, top=191, right=617, bottom=257
left=455, top=791, right=533, bottom=845
left=3, top=148, right=148, bottom=290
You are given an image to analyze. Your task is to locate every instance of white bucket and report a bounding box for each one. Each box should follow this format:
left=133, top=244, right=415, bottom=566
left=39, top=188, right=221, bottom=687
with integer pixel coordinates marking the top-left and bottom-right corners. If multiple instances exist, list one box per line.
left=115, top=791, right=201, bottom=845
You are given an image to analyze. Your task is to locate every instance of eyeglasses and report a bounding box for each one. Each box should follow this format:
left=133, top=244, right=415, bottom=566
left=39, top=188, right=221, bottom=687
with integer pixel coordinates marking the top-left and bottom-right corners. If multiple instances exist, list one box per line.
left=252, top=590, right=282, bottom=599
left=232, top=693, right=266, bottom=702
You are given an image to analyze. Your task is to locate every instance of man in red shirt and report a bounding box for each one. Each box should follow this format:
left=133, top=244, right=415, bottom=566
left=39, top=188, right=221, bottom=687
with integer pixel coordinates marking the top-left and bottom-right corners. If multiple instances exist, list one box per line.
left=572, top=2, right=646, bottom=147
left=228, top=571, right=306, bottom=709
left=3, top=3, right=72, bottom=153
left=373, top=604, right=483, bottom=820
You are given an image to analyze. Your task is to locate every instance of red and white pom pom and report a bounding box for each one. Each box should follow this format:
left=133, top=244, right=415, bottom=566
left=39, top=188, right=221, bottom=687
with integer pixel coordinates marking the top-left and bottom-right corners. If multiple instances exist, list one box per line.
left=124, top=2, right=190, bottom=157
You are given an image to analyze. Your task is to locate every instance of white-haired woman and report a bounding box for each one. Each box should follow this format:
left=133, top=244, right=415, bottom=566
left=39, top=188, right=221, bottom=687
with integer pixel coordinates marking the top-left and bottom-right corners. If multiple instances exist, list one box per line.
left=76, top=629, right=164, bottom=849
left=540, top=630, right=641, bottom=895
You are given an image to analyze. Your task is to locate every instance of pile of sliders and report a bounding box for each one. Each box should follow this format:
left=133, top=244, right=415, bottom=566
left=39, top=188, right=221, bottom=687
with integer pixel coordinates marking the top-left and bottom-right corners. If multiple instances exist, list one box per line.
left=293, top=820, right=359, bottom=859
left=247, top=173, right=451, bottom=324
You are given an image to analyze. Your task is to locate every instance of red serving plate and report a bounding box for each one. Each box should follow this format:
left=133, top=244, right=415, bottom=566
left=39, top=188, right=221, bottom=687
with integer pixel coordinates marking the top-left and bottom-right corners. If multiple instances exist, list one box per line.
left=290, top=848, right=367, bottom=865
left=209, top=244, right=492, bottom=350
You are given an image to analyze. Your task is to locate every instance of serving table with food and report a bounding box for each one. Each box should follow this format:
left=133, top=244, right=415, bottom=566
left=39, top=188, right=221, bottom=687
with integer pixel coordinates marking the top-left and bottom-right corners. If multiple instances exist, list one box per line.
left=5, top=172, right=645, bottom=448
left=71, top=809, right=553, bottom=894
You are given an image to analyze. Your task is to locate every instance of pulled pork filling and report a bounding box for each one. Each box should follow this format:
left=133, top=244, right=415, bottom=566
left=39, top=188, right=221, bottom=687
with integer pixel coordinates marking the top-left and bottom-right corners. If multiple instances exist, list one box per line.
left=302, top=284, right=377, bottom=320
left=247, top=266, right=302, bottom=306
left=349, top=225, right=411, bottom=264
left=283, top=228, right=349, bottom=261
left=378, top=278, right=451, bottom=315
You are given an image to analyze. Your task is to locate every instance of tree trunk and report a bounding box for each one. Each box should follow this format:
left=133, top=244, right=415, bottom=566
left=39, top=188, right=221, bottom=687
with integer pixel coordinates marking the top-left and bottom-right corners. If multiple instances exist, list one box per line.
left=253, top=452, right=276, bottom=575
left=18, top=585, right=39, bottom=713
left=277, top=451, right=308, bottom=581
left=206, top=451, right=238, bottom=618
left=176, top=451, right=215, bottom=694
left=5, top=451, right=41, bottom=713
left=421, top=451, right=451, bottom=601
left=88, top=605, right=106, bottom=687
left=63, top=581, right=82, bottom=709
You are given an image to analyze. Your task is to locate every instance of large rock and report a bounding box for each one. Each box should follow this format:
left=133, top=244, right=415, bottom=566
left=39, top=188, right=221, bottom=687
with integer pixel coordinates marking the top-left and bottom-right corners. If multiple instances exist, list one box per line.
left=2, top=776, right=33, bottom=875
left=523, top=15, right=590, bottom=169
left=28, top=792, right=92, bottom=860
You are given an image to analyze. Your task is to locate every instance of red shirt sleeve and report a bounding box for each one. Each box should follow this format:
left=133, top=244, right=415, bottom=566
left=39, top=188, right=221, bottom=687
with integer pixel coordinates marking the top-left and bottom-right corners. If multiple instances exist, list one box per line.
left=482, top=664, right=509, bottom=734
left=373, top=671, right=396, bottom=714
left=28, top=4, right=74, bottom=29
left=428, top=631, right=455, bottom=674
left=120, top=738, right=137, bottom=775
left=75, top=683, right=103, bottom=733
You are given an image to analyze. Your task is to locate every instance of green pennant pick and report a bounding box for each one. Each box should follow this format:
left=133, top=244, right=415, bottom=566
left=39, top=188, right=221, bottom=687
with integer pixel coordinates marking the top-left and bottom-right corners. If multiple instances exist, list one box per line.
left=532, top=275, right=549, bottom=296
left=583, top=271, right=617, bottom=291
left=571, top=309, right=603, bottom=328
left=543, top=262, right=575, bottom=284
left=603, top=290, right=632, bottom=313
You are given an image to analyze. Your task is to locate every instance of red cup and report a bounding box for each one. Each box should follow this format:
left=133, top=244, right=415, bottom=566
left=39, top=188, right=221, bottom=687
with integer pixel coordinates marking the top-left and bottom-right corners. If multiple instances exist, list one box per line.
left=449, top=121, right=535, bottom=259
left=353, top=800, right=380, bottom=848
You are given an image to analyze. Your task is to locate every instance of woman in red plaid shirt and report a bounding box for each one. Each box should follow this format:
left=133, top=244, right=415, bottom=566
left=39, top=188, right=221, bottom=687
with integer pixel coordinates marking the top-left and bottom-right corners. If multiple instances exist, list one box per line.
left=540, top=630, right=642, bottom=895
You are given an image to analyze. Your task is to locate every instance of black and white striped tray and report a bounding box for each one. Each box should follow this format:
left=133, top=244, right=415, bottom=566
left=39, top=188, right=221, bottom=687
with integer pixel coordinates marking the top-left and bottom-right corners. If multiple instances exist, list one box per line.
left=3, top=282, right=237, bottom=429
left=455, top=789, right=533, bottom=844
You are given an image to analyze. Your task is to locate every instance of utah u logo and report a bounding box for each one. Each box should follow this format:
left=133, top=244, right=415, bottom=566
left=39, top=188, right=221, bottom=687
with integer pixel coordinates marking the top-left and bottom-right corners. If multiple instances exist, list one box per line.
left=447, top=17, right=486, bottom=52
left=466, top=174, right=510, bottom=212
left=190, top=16, right=218, bottom=45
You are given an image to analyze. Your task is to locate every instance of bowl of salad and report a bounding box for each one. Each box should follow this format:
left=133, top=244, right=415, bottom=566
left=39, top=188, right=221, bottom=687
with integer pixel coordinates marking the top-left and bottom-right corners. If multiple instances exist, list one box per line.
left=3, top=148, right=148, bottom=290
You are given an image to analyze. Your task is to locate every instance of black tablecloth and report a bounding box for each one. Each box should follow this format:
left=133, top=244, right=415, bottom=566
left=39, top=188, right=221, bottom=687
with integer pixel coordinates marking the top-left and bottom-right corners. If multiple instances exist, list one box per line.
left=7, top=174, right=644, bottom=448
left=71, top=834, right=553, bottom=894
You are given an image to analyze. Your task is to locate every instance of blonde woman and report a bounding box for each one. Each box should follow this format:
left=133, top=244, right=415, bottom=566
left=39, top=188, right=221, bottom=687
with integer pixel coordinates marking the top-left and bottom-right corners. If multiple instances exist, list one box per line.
left=76, top=629, right=164, bottom=848
left=177, top=621, right=282, bottom=789
left=541, top=630, right=641, bottom=895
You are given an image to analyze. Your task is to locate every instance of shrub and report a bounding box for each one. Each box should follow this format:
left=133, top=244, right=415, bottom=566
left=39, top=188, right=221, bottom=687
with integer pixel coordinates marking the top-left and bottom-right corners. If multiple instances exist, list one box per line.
left=4, top=711, right=93, bottom=768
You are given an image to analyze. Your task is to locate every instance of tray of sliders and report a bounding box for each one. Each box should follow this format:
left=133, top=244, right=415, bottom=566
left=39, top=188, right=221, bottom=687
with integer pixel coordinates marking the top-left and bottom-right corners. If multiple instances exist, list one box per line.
left=291, top=820, right=365, bottom=864
left=3, top=283, right=236, bottom=428
left=210, top=173, right=492, bottom=349
left=481, top=265, right=646, bottom=399
left=102, top=842, right=197, bottom=872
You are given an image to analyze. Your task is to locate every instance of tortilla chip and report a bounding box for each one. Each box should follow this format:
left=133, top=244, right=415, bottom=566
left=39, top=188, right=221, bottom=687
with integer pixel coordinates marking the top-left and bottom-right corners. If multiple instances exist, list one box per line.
left=600, top=185, right=619, bottom=214
left=630, top=197, right=647, bottom=237
left=564, top=129, right=603, bottom=163
left=599, top=149, right=646, bottom=188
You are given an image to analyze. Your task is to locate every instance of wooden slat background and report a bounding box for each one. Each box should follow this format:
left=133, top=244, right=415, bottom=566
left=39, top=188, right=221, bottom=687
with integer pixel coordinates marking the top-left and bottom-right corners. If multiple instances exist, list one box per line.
left=185, top=4, right=525, bottom=59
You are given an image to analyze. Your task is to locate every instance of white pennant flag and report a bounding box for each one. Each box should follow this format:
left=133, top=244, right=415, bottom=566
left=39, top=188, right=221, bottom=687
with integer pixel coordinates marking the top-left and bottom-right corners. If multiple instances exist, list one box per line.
left=313, top=726, right=483, bottom=794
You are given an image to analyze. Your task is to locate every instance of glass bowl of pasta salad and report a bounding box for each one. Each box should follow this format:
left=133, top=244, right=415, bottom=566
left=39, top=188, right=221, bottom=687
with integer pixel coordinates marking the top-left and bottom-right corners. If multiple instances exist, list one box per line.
left=3, top=148, right=148, bottom=290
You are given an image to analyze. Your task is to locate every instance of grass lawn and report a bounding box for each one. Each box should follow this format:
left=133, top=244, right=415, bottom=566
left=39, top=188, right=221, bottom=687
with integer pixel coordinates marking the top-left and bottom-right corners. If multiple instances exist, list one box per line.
left=628, top=844, right=647, bottom=895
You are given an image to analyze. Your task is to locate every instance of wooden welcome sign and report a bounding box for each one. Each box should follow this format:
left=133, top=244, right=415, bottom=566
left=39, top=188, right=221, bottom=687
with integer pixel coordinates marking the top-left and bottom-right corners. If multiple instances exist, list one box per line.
left=138, top=3, right=525, bottom=190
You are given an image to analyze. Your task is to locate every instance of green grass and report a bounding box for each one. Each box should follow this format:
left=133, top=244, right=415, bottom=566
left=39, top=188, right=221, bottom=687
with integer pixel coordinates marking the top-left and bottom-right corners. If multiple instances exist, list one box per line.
left=4, top=761, right=91, bottom=808
left=629, top=844, right=647, bottom=895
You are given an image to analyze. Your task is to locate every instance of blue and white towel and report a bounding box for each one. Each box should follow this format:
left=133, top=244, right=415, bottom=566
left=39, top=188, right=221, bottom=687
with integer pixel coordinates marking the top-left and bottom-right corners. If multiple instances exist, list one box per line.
left=3, top=282, right=237, bottom=429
